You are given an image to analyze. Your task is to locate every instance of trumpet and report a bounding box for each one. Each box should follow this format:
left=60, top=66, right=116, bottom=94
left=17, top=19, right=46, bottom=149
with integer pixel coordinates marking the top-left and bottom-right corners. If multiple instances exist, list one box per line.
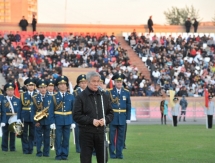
left=50, top=129, right=55, bottom=150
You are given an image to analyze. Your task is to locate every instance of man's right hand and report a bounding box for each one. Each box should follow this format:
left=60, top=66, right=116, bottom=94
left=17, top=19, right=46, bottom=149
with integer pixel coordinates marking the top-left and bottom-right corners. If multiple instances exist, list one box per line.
left=93, top=119, right=100, bottom=127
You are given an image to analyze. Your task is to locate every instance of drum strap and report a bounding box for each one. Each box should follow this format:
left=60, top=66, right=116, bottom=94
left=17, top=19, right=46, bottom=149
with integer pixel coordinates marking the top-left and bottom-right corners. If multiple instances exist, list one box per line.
left=6, top=96, right=15, bottom=114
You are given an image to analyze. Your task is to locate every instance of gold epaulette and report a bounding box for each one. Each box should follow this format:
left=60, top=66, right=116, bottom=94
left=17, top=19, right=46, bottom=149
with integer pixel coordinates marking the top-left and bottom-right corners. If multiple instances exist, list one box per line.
left=124, top=88, right=129, bottom=92
left=106, top=88, right=113, bottom=91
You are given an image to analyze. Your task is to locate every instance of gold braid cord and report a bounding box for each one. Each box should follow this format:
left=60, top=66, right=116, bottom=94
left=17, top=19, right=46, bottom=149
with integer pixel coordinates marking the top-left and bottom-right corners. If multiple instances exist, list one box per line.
left=52, top=95, right=63, bottom=111
left=21, top=93, right=31, bottom=107
left=4, top=101, right=10, bottom=108
left=107, top=90, right=119, bottom=104
left=32, top=96, right=43, bottom=111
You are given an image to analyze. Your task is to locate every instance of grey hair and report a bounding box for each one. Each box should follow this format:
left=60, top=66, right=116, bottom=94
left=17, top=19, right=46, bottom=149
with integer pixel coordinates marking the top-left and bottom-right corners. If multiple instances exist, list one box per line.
left=86, top=71, right=100, bottom=81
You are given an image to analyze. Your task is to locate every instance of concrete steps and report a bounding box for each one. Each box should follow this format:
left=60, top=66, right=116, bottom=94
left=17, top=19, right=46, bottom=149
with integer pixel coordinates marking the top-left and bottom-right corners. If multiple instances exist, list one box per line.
left=116, top=36, right=151, bottom=80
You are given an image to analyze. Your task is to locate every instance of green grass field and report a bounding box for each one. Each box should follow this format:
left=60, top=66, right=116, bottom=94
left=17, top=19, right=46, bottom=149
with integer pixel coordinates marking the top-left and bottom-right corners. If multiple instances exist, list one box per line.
left=0, top=125, right=214, bottom=163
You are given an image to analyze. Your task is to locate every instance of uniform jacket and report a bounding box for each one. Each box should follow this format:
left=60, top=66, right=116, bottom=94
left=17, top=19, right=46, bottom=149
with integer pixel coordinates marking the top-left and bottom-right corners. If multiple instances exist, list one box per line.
left=73, top=87, right=114, bottom=133
left=18, top=91, right=37, bottom=122
left=171, top=103, right=180, bottom=116
left=0, top=94, right=3, bottom=123
left=108, top=87, right=131, bottom=125
left=50, top=91, right=74, bottom=125
left=205, top=101, right=215, bottom=115
left=2, top=96, right=21, bottom=123
left=33, top=93, right=52, bottom=125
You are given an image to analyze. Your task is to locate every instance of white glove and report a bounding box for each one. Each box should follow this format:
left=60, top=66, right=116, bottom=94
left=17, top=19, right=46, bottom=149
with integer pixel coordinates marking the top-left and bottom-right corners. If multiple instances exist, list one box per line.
left=126, top=120, right=131, bottom=124
left=50, top=123, right=56, bottom=129
left=1, top=123, right=5, bottom=127
left=16, top=119, right=22, bottom=124
left=71, top=123, right=76, bottom=129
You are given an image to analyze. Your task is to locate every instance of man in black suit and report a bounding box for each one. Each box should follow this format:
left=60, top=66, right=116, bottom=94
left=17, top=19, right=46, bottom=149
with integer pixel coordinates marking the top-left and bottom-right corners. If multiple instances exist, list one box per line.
left=185, top=18, right=191, bottom=33
left=19, top=16, right=29, bottom=31
left=32, top=15, right=37, bottom=32
left=147, top=16, right=154, bottom=33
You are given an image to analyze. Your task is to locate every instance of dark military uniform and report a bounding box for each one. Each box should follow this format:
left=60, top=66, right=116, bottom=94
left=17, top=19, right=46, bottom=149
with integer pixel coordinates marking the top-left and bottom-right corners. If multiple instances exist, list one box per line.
left=49, top=76, right=75, bottom=160
left=18, top=78, right=37, bottom=154
left=108, top=74, right=131, bottom=159
left=1, top=83, right=21, bottom=151
left=73, top=74, right=86, bottom=153
left=33, top=79, right=52, bottom=157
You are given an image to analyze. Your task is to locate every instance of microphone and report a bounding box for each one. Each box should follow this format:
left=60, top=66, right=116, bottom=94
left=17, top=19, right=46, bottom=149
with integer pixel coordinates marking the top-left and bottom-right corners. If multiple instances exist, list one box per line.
left=97, top=86, right=103, bottom=92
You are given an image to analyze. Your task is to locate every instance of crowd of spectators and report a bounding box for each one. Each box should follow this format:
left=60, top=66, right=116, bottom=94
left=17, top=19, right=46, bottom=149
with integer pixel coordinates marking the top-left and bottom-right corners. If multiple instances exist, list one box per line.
left=0, top=31, right=141, bottom=94
left=125, top=29, right=215, bottom=97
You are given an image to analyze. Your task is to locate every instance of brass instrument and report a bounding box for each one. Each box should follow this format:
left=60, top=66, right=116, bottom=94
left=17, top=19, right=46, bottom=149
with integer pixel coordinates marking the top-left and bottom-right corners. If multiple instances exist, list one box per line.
left=50, top=129, right=55, bottom=150
left=34, top=107, right=49, bottom=121
left=9, top=122, right=24, bottom=136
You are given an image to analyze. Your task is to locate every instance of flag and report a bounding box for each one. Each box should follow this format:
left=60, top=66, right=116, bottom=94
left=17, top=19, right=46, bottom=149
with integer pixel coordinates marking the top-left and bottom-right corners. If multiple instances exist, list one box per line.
left=205, top=89, right=209, bottom=109
left=14, top=82, right=20, bottom=98
left=109, top=80, right=113, bottom=89
left=169, top=90, right=175, bottom=108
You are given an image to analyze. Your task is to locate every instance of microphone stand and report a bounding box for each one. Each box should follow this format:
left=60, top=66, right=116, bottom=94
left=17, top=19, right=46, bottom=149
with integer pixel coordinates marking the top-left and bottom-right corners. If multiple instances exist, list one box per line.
left=100, top=90, right=109, bottom=163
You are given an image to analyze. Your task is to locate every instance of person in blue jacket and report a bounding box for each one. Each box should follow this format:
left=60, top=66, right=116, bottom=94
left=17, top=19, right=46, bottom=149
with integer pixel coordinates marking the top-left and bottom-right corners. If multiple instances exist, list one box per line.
left=1, top=82, right=21, bottom=152
left=32, top=79, right=52, bottom=157
left=17, top=78, right=37, bottom=154
left=108, top=74, right=131, bottom=159
left=49, top=75, right=75, bottom=160
left=0, top=89, right=4, bottom=125
left=160, top=95, right=168, bottom=125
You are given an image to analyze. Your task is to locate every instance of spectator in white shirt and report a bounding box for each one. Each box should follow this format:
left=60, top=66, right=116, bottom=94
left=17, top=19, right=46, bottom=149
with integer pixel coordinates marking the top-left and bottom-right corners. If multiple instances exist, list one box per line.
left=7, top=51, right=16, bottom=60
left=152, top=69, right=160, bottom=87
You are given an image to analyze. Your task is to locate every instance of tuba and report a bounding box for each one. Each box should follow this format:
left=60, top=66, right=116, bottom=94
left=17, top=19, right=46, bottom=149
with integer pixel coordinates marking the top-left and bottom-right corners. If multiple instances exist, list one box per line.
left=8, top=115, right=24, bottom=137
left=34, top=107, right=49, bottom=121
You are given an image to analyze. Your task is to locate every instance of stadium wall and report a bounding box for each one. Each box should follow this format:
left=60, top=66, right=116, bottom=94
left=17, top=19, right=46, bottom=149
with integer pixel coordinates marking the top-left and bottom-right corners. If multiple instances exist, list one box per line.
left=0, top=23, right=215, bottom=35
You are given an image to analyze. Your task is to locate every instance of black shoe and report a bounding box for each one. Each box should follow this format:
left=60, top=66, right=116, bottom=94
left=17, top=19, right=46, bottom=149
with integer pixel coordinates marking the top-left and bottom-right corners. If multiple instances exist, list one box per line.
left=62, top=158, right=68, bottom=160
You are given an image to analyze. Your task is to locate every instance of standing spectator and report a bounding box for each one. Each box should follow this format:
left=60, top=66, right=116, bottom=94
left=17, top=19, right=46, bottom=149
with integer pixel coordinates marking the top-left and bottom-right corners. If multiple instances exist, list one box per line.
left=160, top=95, right=168, bottom=125
left=19, top=16, right=29, bottom=31
left=32, top=15, right=37, bottom=32
left=204, top=96, right=215, bottom=129
left=171, top=97, right=180, bottom=127
left=185, top=18, right=191, bottom=33
left=179, top=95, right=188, bottom=122
left=152, top=69, right=160, bottom=87
left=193, top=18, right=199, bottom=33
left=147, top=16, right=154, bottom=33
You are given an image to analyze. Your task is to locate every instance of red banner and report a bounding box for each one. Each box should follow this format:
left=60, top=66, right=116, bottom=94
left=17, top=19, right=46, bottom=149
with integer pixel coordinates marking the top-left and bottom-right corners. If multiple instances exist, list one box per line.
left=14, top=82, right=20, bottom=98
left=205, top=89, right=209, bottom=108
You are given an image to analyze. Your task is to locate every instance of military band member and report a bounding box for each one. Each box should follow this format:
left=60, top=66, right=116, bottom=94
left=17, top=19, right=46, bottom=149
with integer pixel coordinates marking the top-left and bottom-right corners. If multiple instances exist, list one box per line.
left=17, top=78, right=37, bottom=154
left=160, top=95, right=168, bottom=125
left=1, top=83, right=21, bottom=151
left=171, top=97, right=180, bottom=127
left=49, top=76, right=75, bottom=160
left=205, top=96, right=215, bottom=129
left=33, top=79, right=52, bottom=157
left=108, top=74, right=131, bottom=159
left=99, top=75, right=107, bottom=91
left=47, top=79, right=55, bottom=95
left=73, top=74, right=87, bottom=153
left=0, top=89, right=4, bottom=124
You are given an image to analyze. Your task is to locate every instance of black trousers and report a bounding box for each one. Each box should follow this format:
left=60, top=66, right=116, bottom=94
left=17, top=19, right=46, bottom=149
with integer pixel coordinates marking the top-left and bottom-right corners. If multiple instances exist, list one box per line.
left=21, top=27, right=27, bottom=31
left=172, top=116, right=178, bottom=127
left=79, top=130, right=107, bottom=163
left=207, top=115, right=213, bottom=129
left=32, top=25, right=36, bottom=32
left=186, top=27, right=190, bottom=33
left=194, top=27, right=198, bottom=33
left=148, top=26, right=154, bottom=33
left=161, top=113, right=166, bottom=125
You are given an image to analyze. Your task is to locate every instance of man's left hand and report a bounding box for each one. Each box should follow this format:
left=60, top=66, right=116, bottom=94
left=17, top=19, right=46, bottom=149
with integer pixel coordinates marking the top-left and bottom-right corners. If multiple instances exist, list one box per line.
left=99, top=118, right=105, bottom=126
